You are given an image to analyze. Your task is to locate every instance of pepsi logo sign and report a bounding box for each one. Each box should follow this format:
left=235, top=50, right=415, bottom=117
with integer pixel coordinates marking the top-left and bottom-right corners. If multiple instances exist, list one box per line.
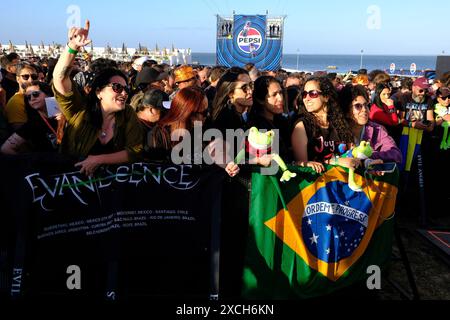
left=237, top=27, right=262, bottom=54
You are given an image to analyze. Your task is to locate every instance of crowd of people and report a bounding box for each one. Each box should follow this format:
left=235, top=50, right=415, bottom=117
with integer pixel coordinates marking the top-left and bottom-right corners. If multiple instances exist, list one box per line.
left=2, top=21, right=450, bottom=299
left=1, top=22, right=450, bottom=190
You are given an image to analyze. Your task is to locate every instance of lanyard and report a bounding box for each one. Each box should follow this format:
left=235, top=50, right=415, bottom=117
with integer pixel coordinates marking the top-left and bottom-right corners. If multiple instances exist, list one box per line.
left=38, top=112, right=57, bottom=137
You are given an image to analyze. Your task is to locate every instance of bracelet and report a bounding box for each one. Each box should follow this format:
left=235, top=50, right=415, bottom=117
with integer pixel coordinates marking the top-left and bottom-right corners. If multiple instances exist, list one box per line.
left=67, top=44, right=79, bottom=55
left=331, top=155, right=339, bottom=165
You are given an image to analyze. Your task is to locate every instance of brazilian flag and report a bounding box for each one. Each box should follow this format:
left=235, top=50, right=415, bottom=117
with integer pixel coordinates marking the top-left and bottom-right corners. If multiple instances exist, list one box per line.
left=242, top=165, right=398, bottom=299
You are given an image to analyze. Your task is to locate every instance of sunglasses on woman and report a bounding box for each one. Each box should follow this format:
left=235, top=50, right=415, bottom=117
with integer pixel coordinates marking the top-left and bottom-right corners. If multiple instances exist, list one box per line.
left=25, top=90, right=42, bottom=100
left=439, top=95, right=450, bottom=101
left=107, top=83, right=130, bottom=94
left=20, top=74, right=38, bottom=81
left=352, top=103, right=369, bottom=112
left=236, top=82, right=254, bottom=94
left=301, top=90, right=322, bottom=99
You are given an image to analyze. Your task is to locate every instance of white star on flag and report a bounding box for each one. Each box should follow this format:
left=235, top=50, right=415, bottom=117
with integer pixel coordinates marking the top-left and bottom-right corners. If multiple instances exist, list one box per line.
left=326, top=224, right=332, bottom=231
left=310, top=233, right=319, bottom=245
left=340, top=231, right=345, bottom=237
left=307, top=218, right=312, bottom=225
left=326, top=248, right=330, bottom=255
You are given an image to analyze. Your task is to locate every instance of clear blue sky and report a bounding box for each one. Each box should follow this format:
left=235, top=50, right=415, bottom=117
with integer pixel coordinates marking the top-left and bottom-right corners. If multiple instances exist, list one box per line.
left=1, top=0, right=448, bottom=55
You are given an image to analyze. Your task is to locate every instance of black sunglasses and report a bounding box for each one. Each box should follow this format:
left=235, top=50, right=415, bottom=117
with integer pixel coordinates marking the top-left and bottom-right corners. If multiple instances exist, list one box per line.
left=178, top=75, right=199, bottom=84
left=106, top=83, right=130, bottom=94
left=20, top=74, right=38, bottom=81
left=25, top=90, right=42, bottom=100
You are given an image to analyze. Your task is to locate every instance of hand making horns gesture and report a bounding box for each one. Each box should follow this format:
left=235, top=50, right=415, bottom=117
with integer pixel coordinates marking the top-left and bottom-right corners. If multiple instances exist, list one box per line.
left=68, top=20, right=91, bottom=49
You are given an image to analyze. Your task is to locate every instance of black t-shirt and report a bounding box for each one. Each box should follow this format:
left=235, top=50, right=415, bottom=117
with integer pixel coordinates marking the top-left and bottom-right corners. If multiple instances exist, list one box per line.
left=16, top=116, right=58, bottom=152
left=212, top=105, right=249, bottom=133
left=212, top=105, right=250, bottom=162
left=395, top=92, right=433, bottom=122
left=204, top=85, right=217, bottom=112
left=301, top=120, right=343, bottom=162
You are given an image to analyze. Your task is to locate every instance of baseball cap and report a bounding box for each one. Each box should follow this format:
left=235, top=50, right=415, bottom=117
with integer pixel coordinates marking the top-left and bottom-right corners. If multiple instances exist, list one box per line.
left=413, top=77, right=430, bottom=89
left=142, top=89, right=170, bottom=110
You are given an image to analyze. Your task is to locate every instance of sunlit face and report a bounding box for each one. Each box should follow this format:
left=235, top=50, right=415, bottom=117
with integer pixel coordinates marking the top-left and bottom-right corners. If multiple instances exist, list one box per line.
left=230, top=74, right=253, bottom=108
left=350, top=95, right=369, bottom=126
left=302, top=80, right=328, bottom=113
left=198, top=69, right=208, bottom=83
left=25, top=85, right=46, bottom=111
left=265, top=82, right=284, bottom=115
left=412, top=85, right=427, bottom=100
left=97, top=75, right=128, bottom=112
left=437, top=94, right=450, bottom=107
left=178, top=75, right=200, bottom=90
left=17, top=67, right=38, bottom=91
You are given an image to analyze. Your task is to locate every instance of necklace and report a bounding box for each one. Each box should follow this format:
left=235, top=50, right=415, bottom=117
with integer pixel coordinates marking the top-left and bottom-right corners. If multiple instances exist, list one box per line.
left=100, top=121, right=115, bottom=139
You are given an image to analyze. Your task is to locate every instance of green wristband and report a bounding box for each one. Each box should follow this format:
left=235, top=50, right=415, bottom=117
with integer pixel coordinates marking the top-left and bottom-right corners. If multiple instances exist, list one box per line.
left=67, top=44, right=78, bottom=55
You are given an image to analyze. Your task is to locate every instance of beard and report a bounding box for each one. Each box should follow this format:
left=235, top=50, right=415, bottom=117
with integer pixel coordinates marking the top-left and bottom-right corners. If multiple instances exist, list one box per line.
left=412, top=93, right=425, bottom=103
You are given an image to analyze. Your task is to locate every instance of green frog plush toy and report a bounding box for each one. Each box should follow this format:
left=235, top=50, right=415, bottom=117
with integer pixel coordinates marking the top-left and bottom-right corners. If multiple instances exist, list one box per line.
left=234, top=127, right=296, bottom=182
left=341, top=140, right=373, bottom=192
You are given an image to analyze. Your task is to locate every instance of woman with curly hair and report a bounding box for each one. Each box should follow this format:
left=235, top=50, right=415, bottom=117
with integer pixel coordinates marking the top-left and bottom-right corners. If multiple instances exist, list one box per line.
left=291, top=76, right=356, bottom=173
left=339, top=84, right=401, bottom=164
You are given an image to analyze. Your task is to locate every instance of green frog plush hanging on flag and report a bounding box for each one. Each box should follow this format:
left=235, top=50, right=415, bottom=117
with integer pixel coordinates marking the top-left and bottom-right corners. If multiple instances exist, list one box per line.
left=340, top=140, right=373, bottom=192
left=234, top=127, right=297, bottom=182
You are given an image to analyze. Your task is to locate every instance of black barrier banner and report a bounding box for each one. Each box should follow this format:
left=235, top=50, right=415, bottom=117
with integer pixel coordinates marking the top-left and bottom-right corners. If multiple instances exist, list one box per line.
left=0, top=154, right=224, bottom=299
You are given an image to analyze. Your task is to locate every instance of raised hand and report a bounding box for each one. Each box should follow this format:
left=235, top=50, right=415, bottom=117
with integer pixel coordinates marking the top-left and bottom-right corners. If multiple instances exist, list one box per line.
left=68, top=20, right=91, bottom=50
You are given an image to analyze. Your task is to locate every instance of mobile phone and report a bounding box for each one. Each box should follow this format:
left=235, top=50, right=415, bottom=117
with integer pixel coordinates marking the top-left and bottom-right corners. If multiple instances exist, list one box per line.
left=368, top=162, right=397, bottom=173
left=45, top=97, right=61, bottom=118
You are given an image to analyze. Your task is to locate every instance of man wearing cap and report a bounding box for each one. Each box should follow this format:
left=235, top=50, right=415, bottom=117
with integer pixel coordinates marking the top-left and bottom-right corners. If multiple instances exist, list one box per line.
left=397, top=77, right=434, bottom=132
left=130, top=66, right=167, bottom=109
left=136, top=89, right=170, bottom=130
left=170, top=65, right=200, bottom=100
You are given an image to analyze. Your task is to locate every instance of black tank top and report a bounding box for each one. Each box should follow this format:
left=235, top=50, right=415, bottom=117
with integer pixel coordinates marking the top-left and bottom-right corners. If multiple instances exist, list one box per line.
left=304, top=124, right=342, bottom=162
